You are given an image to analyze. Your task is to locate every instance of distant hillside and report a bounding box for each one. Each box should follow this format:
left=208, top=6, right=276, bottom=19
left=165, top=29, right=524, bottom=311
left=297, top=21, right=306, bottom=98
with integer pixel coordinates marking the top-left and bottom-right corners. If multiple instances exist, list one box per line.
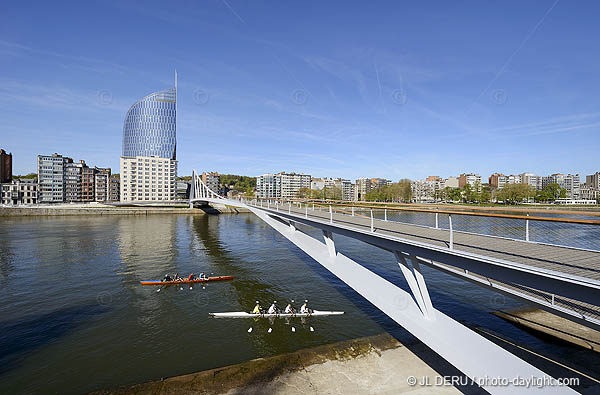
left=220, top=174, right=256, bottom=192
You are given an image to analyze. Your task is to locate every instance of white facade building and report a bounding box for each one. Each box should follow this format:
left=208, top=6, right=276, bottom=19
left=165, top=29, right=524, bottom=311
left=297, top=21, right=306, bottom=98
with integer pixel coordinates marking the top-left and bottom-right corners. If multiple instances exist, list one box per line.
left=280, top=172, right=311, bottom=198
left=444, top=177, right=459, bottom=189
left=1, top=178, right=38, bottom=205
left=341, top=180, right=355, bottom=201
left=542, top=174, right=580, bottom=199
left=586, top=172, right=600, bottom=190
left=256, top=174, right=282, bottom=199
left=520, top=173, right=542, bottom=190
left=120, top=156, right=177, bottom=202
left=37, top=153, right=72, bottom=203
left=95, top=170, right=110, bottom=202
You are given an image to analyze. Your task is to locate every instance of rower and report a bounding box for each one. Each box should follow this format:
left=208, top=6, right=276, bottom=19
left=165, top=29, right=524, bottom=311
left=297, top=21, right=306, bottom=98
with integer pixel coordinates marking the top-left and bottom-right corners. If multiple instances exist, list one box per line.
left=188, top=273, right=195, bottom=281
left=174, top=272, right=180, bottom=281
left=163, top=274, right=172, bottom=282
left=267, top=301, right=278, bottom=314
left=284, top=300, right=295, bottom=314
left=252, top=301, right=262, bottom=314
left=300, top=300, right=309, bottom=314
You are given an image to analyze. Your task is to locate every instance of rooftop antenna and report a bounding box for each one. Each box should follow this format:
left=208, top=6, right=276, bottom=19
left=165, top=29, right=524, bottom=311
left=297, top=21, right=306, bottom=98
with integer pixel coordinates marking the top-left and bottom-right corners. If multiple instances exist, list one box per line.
left=174, top=69, right=178, bottom=160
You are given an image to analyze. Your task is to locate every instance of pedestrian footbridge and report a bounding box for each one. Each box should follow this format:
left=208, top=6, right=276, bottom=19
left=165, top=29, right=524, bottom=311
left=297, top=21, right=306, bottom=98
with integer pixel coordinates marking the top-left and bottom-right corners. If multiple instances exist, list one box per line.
left=189, top=170, right=599, bottom=394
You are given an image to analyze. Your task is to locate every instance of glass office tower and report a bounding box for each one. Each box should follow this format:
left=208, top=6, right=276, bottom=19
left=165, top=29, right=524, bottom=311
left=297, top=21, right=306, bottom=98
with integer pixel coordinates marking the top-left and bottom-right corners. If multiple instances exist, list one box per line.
left=122, top=78, right=177, bottom=160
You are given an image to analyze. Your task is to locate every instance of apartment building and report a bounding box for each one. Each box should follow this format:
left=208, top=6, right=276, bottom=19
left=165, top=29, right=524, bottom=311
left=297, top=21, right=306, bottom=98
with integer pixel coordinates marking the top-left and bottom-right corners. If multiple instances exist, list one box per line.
left=444, top=176, right=459, bottom=189
left=65, top=160, right=85, bottom=202
left=520, top=173, right=542, bottom=190
left=310, top=177, right=325, bottom=190
left=95, top=168, right=111, bottom=202
left=1, top=178, right=37, bottom=205
left=370, top=178, right=392, bottom=189
left=580, top=186, right=599, bottom=201
left=355, top=178, right=371, bottom=201
left=506, top=174, right=521, bottom=185
left=37, top=153, right=73, bottom=203
left=176, top=180, right=191, bottom=199
left=489, top=173, right=506, bottom=189
left=280, top=172, right=311, bottom=198
left=412, top=180, right=436, bottom=202
left=341, top=180, right=355, bottom=201
left=120, top=156, right=177, bottom=202
left=458, top=173, right=482, bottom=189
left=586, top=172, right=600, bottom=190
left=256, top=173, right=282, bottom=198
left=109, top=175, right=120, bottom=202
left=201, top=172, right=220, bottom=193
left=542, top=174, right=580, bottom=199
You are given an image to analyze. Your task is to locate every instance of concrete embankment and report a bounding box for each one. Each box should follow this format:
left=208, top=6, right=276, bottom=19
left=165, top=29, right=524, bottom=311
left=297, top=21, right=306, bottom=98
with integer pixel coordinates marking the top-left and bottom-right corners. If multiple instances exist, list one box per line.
left=493, top=308, right=600, bottom=352
left=93, top=333, right=459, bottom=395
left=0, top=207, right=207, bottom=217
left=0, top=205, right=251, bottom=217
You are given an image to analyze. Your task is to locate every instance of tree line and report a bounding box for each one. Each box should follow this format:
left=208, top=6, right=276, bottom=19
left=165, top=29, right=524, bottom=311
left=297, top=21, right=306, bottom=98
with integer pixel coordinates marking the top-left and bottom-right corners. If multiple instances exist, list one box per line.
left=438, top=182, right=567, bottom=204
left=296, top=179, right=570, bottom=205
left=365, top=180, right=413, bottom=202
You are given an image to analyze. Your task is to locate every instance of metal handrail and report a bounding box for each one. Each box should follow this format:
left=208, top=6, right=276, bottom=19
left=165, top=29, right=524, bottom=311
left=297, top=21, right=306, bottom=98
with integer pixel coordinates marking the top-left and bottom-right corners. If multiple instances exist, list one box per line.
left=307, top=202, right=600, bottom=225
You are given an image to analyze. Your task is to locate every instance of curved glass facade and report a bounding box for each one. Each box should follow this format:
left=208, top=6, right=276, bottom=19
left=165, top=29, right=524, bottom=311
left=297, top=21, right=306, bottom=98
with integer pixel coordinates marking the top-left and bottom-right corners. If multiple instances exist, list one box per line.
left=122, top=88, right=176, bottom=159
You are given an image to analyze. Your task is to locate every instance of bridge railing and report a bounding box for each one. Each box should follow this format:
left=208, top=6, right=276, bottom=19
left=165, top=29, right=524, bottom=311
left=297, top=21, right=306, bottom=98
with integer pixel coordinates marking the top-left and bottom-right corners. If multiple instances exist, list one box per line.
left=247, top=199, right=600, bottom=251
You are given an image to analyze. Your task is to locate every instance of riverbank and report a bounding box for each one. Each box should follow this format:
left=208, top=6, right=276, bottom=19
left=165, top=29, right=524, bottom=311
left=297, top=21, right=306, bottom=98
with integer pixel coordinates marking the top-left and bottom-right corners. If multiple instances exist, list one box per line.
left=0, top=205, right=251, bottom=216
left=92, top=333, right=459, bottom=394
left=493, top=308, right=600, bottom=352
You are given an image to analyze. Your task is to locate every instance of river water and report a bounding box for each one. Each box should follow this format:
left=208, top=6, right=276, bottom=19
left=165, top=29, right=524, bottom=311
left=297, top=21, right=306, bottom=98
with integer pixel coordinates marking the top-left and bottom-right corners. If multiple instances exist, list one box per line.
left=0, top=213, right=598, bottom=394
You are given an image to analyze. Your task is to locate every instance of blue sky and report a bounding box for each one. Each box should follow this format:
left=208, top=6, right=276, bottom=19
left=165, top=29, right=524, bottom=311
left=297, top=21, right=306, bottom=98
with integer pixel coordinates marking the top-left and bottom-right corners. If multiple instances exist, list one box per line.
left=2, top=0, right=599, bottom=181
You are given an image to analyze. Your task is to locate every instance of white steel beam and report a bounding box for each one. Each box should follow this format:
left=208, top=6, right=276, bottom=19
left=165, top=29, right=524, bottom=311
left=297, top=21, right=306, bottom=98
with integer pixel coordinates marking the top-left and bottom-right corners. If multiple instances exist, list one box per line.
left=249, top=206, right=575, bottom=394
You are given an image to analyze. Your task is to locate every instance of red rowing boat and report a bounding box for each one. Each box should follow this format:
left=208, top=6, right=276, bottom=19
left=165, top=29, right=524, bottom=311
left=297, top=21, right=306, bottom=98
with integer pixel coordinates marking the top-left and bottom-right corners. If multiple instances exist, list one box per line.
left=140, top=275, right=234, bottom=286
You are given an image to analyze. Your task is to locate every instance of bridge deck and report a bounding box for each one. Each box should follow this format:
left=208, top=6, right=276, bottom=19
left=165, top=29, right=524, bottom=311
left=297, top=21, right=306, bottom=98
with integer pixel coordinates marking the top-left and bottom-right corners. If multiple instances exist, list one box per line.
left=254, top=203, right=600, bottom=323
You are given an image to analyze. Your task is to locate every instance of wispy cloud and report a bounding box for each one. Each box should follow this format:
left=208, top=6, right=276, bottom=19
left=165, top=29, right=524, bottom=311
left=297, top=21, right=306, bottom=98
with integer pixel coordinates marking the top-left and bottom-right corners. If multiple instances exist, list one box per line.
left=482, top=112, right=600, bottom=137
left=0, top=40, right=128, bottom=75
left=0, top=79, right=131, bottom=113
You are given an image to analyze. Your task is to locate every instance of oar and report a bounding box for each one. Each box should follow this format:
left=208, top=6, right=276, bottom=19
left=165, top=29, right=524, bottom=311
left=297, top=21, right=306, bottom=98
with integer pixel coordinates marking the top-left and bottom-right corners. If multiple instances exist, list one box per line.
left=310, top=326, right=315, bottom=332
left=247, top=327, right=253, bottom=333
left=268, top=327, right=272, bottom=333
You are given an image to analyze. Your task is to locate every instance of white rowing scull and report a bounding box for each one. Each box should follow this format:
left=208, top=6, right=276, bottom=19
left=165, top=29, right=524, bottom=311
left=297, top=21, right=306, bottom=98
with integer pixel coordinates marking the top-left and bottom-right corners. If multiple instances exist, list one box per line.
left=209, top=311, right=344, bottom=318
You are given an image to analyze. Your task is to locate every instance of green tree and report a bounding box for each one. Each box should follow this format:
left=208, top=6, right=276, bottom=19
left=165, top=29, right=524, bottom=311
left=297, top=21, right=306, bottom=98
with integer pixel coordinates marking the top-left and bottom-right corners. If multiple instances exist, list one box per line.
left=447, top=188, right=462, bottom=202
left=462, top=184, right=475, bottom=202
left=220, top=174, right=257, bottom=192
left=479, top=186, right=491, bottom=203
left=398, top=179, right=412, bottom=202
left=296, top=187, right=311, bottom=199
left=535, top=183, right=566, bottom=202
left=13, top=173, right=37, bottom=179
left=245, top=185, right=255, bottom=198
left=495, top=183, right=535, bottom=204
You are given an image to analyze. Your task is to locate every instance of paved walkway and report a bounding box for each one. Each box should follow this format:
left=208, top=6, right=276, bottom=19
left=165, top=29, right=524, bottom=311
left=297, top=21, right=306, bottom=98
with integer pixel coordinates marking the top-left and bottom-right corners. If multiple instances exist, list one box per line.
left=94, top=334, right=460, bottom=395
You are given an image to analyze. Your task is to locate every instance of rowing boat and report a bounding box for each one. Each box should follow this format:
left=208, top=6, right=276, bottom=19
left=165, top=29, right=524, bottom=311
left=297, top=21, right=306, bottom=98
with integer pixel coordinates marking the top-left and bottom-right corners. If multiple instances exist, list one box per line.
left=209, top=310, right=344, bottom=318
left=140, top=275, right=234, bottom=286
